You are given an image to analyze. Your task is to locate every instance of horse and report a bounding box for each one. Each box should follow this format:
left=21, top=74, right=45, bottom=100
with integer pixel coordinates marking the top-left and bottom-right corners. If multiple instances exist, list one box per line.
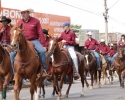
left=0, top=44, right=13, bottom=100
left=10, top=24, right=45, bottom=100
left=113, top=45, right=125, bottom=88
left=83, top=49, right=101, bottom=89
left=100, top=54, right=113, bottom=85
left=47, top=37, right=86, bottom=100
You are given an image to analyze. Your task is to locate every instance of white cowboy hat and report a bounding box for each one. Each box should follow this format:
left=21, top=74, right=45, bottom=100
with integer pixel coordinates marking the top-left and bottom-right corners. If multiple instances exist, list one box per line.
left=20, top=8, right=34, bottom=14
left=100, top=39, right=105, bottom=42
left=110, top=43, right=113, bottom=46
left=86, top=31, right=92, bottom=35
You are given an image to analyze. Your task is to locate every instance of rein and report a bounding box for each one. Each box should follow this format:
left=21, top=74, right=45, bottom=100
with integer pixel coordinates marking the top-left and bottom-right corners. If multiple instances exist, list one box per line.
left=0, top=51, right=5, bottom=66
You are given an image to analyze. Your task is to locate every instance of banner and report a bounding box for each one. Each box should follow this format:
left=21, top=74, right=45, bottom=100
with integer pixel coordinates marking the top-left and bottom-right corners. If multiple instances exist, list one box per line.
left=0, top=7, right=70, bottom=36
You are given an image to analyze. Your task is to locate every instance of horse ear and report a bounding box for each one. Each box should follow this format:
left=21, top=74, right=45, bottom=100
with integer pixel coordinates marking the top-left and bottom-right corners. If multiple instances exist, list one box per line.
left=19, top=23, right=25, bottom=30
left=9, top=24, right=13, bottom=28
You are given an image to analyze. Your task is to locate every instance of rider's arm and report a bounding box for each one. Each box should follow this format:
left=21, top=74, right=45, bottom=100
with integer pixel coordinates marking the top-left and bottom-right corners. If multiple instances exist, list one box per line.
left=57, top=33, right=63, bottom=42
left=65, top=32, right=75, bottom=45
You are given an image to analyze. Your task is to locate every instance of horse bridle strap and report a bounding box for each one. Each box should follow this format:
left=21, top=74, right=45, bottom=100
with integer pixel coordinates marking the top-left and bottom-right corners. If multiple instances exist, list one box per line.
left=52, top=51, right=71, bottom=67
left=15, top=55, right=39, bottom=67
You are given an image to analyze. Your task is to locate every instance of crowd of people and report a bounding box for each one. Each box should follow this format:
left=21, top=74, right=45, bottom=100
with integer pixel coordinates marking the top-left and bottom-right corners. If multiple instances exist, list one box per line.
left=0, top=8, right=125, bottom=85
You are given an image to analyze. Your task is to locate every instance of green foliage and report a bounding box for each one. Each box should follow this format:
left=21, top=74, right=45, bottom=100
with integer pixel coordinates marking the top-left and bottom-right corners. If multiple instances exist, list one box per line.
left=70, top=24, right=82, bottom=29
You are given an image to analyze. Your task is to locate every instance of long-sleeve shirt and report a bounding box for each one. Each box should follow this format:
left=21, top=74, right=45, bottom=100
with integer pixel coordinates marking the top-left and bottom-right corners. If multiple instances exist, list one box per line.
left=58, top=29, right=76, bottom=46
left=41, top=37, right=50, bottom=50
left=118, top=40, right=125, bottom=48
left=84, top=38, right=99, bottom=50
left=108, top=48, right=116, bottom=56
left=95, top=44, right=110, bottom=55
left=17, top=17, right=44, bottom=44
left=0, top=25, right=11, bottom=44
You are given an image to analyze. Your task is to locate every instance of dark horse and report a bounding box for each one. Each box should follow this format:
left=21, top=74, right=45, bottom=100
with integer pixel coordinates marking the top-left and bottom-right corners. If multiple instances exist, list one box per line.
left=10, top=24, right=46, bottom=100
left=113, top=45, right=125, bottom=88
left=0, top=44, right=13, bottom=100
left=47, top=37, right=86, bottom=100
left=83, top=49, right=101, bottom=89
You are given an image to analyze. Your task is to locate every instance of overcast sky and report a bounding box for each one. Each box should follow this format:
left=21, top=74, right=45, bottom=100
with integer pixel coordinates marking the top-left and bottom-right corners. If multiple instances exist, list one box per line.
left=1, top=0, right=125, bottom=33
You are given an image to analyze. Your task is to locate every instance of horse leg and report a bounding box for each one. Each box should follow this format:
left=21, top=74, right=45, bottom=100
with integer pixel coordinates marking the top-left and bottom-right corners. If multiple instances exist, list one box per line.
left=102, top=69, right=106, bottom=85
left=109, top=70, right=113, bottom=84
left=90, top=71, right=93, bottom=89
left=41, top=85, right=45, bottom=98
left=84, top=71, right=89, bottom=87
left=14, top=73, right=22, bottom=100
left=106, top=70, right=110, bottom=83
left=64, top=73, right=73, bottom=98
left=80, top=72, right=85, bottom=97
left=98, top=70, right=101, bottom=88
left=57, top=73, right=65, bottom=100
left=30, top=75, right=37, bottom=100
left=121, top=72, right=125, bottom=88
left=0, top=76, right=4, bottom=100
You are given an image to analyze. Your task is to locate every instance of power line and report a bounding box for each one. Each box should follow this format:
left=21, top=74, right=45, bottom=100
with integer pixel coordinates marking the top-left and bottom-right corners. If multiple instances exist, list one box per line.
left=54, top=0, right=103, bottom=17
left=109, top=0, right=120, bottom=10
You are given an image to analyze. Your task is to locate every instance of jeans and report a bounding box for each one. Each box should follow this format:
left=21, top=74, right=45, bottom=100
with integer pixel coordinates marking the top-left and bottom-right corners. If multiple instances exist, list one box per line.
left=10, top=39, right=47, bottom=73
left=90, top=50, right=101, bottom=67
left=63, top=45, right=78, bottom=72
left=106, top=55, right=112, bottom=66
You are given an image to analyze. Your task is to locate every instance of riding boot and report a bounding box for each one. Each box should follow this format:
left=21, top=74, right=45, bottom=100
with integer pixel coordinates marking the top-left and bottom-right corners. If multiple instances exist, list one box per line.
left=73, top=67, right=79, bottom=80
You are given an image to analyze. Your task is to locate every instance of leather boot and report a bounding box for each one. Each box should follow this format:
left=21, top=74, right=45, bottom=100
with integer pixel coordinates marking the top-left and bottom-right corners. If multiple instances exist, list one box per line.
left=73, top=67, right=79, bottom=80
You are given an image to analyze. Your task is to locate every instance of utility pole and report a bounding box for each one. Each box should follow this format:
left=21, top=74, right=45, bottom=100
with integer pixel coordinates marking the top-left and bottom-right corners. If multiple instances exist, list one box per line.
left=103, top=0, right=108, bottom=45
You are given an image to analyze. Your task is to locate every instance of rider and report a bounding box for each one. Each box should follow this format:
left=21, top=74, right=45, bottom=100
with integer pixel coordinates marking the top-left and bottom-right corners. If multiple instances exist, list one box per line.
left=10, top=8, right=48, bottom=77
left=41, top=29, right=50, bottom=52
left=84, top=31, right=101, bottom=70
left=112, top=34, right=125, bottom=65
left=95, top=39, right=111, bottom=66
left=57, top=22, right=79, bottom=80
left=0, top=16, right=11, bottom=44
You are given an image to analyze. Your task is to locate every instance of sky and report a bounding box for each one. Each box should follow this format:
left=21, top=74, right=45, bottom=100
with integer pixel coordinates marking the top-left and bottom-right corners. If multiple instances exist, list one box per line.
left=1, top=0, right=125, bottom=33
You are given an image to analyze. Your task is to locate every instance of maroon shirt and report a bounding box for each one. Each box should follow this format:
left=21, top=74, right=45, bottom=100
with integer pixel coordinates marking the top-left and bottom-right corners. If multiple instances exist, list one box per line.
left=17, top=17, right=44, bottom=44
left=41, top=37, right=50, bottom=50
left=0, top=25, right=11, bottom=44
left=108, top=48, right=116, bottom=56
left=84, top=38, right=99, bottom=50
left=118, top=40, right=125, bottom=48
left=58, top=30, right=75, bottom=46
left=95, top=44, right=110, bottom=55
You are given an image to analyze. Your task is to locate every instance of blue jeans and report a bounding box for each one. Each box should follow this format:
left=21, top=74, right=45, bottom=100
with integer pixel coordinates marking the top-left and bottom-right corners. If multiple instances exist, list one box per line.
left=10, top=39, right=47, bottom=73
left=90, top=50, right=101, bottom=67
left=111, top=53, right=117, bottom=65
left=106, top=55, right=112, bottom=66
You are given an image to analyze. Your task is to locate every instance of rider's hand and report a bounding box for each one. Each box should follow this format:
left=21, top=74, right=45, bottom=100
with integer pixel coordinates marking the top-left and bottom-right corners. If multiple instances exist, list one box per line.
left=62, top=40, right=66, bottom=43
left=0, top=27, right=6, bottom=33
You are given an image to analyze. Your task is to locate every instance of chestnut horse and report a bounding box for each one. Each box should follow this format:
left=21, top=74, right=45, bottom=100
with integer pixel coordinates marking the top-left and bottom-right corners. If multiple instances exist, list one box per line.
left=47, top=37, right=86, bottom=100
left=83, top=49, right=101, bottom=89
left=10, top=25, right=45, bottom=100
left=0, top=44, right=13, bottom=100
left=113, top=45, right=125, bottom=88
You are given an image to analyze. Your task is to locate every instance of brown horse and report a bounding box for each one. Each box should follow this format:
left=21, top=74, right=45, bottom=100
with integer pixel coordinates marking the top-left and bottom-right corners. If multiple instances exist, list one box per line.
left=0, top=44, right=13, bottom=100
left=100, top=54, right=113, bottom=85
left=47, top=37, right=86, bottom=100
left=10, top=24, right=45, bottom=100
left=113, top=45, right=125, bottom=88
left=83, top=49, right=101, bottom=89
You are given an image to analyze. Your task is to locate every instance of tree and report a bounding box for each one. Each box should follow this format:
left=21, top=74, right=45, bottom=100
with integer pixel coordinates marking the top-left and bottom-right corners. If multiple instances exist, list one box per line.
left=70, top=24, right=82, bottom=29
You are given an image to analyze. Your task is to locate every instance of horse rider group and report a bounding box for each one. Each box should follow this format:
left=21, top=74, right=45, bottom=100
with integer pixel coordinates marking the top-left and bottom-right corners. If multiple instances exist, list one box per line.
left=0, top=7, right=125, bottom=81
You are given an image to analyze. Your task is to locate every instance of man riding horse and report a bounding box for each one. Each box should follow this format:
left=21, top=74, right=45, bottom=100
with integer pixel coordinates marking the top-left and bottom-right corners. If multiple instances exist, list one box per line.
left=84, top=31, right=101, bottom=70
left=112, top=34, right=125, bottom=66
left=57, top=22, right=79, bottom=79
left=10, top=8, right=48, bottom=78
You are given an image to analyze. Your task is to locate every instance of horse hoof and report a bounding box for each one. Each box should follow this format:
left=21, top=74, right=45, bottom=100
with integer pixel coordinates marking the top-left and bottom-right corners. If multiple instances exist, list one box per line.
left=3, top=99, right=6, bottom=100
left=64, top=95, right=68, bottom=98
left=80, top=94, right=84, bottom=97
left=120, top=86, right=124, bottom=88
left=86, top=84, right=89, bottom=87
left=90, top=86, right=93, bottom=89
left=111, top=82, right=113, bottom=84
left=57, top=97, right=61, bottom=100
left=51, top=94, right=55, bottom=97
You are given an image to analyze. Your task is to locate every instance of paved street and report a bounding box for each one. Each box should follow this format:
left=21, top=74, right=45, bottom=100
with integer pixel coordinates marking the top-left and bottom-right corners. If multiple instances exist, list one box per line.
left=1, top=77, right=125, bottom=100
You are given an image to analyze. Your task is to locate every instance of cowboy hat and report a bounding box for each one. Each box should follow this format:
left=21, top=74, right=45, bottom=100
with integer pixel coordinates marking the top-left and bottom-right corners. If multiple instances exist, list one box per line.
left=0, top=16, right=11, bottom=23
left=61, top=22, right=70, bottom=27
left=86, top=31, right=92, bottom=35
left=100, top=39, right=105, bottom=42
left=42, top=29, right=48, bottom=35
left=110, top=43, right=113, bottom=46
left=20, top=8, right=34, bottom=14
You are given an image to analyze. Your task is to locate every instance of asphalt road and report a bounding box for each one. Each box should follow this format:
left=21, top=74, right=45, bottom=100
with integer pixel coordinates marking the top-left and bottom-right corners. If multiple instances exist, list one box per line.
left=2, top=77, right=125, bottom=100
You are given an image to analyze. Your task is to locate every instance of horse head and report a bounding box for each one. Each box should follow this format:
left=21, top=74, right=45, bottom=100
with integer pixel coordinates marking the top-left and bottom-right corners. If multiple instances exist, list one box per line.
left=84, top=49, right=93, bottom=66
left=10, top=24, right=25, bottom=50
left=47, top=37, right=58, bottom=56
left=117, top=45, right=124, bottom=58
